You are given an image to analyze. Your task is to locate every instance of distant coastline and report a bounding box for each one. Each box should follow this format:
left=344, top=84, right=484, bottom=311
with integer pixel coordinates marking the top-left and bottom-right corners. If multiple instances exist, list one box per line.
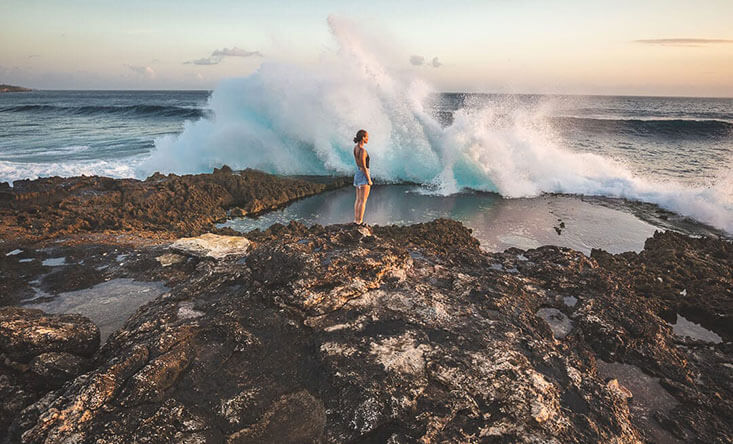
left=0, top=84, right=32, bottom=93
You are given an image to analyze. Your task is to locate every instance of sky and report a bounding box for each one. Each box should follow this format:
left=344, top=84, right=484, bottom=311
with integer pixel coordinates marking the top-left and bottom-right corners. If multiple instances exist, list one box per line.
left=1, top=0, right=732, bottom=97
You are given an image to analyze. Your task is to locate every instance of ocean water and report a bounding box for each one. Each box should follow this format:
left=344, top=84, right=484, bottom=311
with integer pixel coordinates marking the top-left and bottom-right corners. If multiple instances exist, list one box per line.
left=2, top=89, right=731, bottom=233
left=0, top=21, right=731, bottom=234
left=0, top=90, right=208, bottom=180
left=2, top=91, right=730, bottom=185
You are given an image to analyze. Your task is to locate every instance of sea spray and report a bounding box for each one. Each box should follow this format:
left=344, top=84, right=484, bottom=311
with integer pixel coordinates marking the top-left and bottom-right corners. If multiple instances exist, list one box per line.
left=143, top=30, right=445, bottom=182
left=139, top=17, right=732, bottom=233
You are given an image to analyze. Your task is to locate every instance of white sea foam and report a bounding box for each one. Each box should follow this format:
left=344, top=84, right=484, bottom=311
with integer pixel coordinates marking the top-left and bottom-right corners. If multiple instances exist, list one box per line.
left=137, top=17, right=732, bottom=233
left=0, top=159, right=142, bottom=185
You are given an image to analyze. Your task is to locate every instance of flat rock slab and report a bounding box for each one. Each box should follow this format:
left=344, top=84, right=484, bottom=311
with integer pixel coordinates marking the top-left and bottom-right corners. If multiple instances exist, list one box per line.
left=170, top=233, right=250, bottom=259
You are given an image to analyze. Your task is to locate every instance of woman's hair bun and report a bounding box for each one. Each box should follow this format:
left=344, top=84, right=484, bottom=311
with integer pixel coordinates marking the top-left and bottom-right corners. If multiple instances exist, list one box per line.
left=354, top=129, right=367, bottom=143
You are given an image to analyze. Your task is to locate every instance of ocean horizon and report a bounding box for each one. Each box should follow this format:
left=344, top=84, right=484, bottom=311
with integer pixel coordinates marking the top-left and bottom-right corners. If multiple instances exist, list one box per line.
left=6, top=87, right=733, bottom=100
left=2, top=88, right=731, bottom=233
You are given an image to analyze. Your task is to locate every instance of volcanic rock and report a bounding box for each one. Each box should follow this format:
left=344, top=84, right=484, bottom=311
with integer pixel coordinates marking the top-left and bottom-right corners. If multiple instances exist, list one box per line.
left=0, top=308, right=98, bottom=436
left=591, top=230, right=733, bottom=341
left=3, top=221, right=730, bottom=443
left=0, top=168, right=349, bottom=243
left=0, top=307, right=99, bottom=362
left=29, top=352, right=88, bottom=387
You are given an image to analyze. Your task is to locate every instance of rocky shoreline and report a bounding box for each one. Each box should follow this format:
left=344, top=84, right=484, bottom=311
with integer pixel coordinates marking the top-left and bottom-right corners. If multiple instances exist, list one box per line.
left=0, top=170, right=731, bottom=442
left=0, top=167, right=349, bottom=245
left=0, top=85, right=32, bottom=93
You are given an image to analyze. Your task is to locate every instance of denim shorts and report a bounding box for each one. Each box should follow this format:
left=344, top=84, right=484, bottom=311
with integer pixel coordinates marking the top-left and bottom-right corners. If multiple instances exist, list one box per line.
left=354, top=170, right=369, bottom=187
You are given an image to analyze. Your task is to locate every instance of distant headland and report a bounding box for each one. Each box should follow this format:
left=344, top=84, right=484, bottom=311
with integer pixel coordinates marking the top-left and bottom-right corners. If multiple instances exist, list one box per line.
left=0, top=84, right=32, bottom=93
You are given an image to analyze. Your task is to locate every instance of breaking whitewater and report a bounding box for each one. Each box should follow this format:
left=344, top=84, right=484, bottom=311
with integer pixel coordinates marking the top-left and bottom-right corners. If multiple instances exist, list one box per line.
left=1, top=17, right=731, bottom=233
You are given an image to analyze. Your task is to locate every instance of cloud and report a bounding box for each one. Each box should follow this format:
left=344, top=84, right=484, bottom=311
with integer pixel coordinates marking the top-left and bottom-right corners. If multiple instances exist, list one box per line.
left=184, top=57, right=221, bottom=65
left=212, top=47, right=262, bottom=57
left=410, top=55, right=442, bottom=68
left=409, top=55, right=425, bottom=66
left=125, top=64, right=156, bottom=78
left=185, top=46, right=262, bottom=65
left=634, top=38, right=733, bottom=46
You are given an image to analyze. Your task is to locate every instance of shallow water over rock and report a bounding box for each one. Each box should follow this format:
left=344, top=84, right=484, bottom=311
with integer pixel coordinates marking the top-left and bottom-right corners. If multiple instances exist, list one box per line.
left=219, top=185, right=711, bottom=254
left=22, top=278, right=167, bottom=342
left=671, top=314, right=723, bottom=344
left=596, top=360, right=681, bottom=443
left=41, top=257, right=67, bottom=266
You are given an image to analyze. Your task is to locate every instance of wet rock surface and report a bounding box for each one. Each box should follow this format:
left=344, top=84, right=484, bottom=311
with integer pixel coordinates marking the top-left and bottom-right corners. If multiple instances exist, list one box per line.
left=0, top=219, right=729, bottom=443
left=0, top=308, right=98, bottom=434
left=591, top=231, right=733, bottom=342
left=0, top=167, right=349, bottom=243
left=0, top=169, right=348, bottom=307
left=0, top=307, right=99, bottom=362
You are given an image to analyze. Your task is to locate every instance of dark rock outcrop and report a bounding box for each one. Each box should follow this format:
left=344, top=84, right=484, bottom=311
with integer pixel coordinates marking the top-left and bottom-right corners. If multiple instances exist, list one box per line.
left=0, top=307, right=99, bottom=362
left=0, top=168, right=349, bottom=243
left=0, top=308, right=98, bottom=435
left=592, top=231, right=733, bottom=341
left=0, top=85, right=32, bottom=93
left=3, top=221, right=730, bottom=443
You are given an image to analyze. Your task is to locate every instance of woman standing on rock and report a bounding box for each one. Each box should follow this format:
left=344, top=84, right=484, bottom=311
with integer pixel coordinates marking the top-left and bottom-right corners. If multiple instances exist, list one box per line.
left=353, top=129, right=372, bottom=225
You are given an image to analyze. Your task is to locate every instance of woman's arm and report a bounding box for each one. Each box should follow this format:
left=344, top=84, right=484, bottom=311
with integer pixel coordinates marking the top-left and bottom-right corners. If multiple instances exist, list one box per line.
left=359, top=149, right=372, bottom=185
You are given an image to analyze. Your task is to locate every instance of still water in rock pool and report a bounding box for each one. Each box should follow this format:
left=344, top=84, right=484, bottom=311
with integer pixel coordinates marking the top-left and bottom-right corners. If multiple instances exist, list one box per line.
left=220, top=185, right=720, bottom=255
left=23, top=278, right=167, bottom=342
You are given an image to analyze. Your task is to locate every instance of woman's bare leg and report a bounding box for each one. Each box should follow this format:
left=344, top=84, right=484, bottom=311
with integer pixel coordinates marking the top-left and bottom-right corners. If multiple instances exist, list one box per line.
left=358, top=185, right=370, bottom=224
left=354, top=187, right=363, bottom=223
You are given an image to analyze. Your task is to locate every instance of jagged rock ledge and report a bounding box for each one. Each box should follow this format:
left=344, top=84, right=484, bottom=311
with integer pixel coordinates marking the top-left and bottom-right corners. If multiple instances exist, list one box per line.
left=0, top=308, right=99, bottom=434
left=1, top=220, right=730, bottom=443
left=0, top=167, right=350, bottom=244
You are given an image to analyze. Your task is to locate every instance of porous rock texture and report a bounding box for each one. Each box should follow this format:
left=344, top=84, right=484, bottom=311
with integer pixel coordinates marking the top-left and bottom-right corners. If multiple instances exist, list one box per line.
left=0, top=308, right=98, bottom=434
left=0, top=167, right=348, bottom=243
left=591, top=231, right=732, bottom=341
left=3, top=220, right=731, bottom=443
left=0, top=307, right=99, bottom=363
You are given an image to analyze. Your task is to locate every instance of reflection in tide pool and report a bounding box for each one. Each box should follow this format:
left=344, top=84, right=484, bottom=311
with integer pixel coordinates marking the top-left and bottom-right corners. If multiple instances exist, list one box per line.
left=220, top=185, right=664, bottom=255
left=671, top=314, right=723, bottom=344
left=23, top=278, right=167, bottom=342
